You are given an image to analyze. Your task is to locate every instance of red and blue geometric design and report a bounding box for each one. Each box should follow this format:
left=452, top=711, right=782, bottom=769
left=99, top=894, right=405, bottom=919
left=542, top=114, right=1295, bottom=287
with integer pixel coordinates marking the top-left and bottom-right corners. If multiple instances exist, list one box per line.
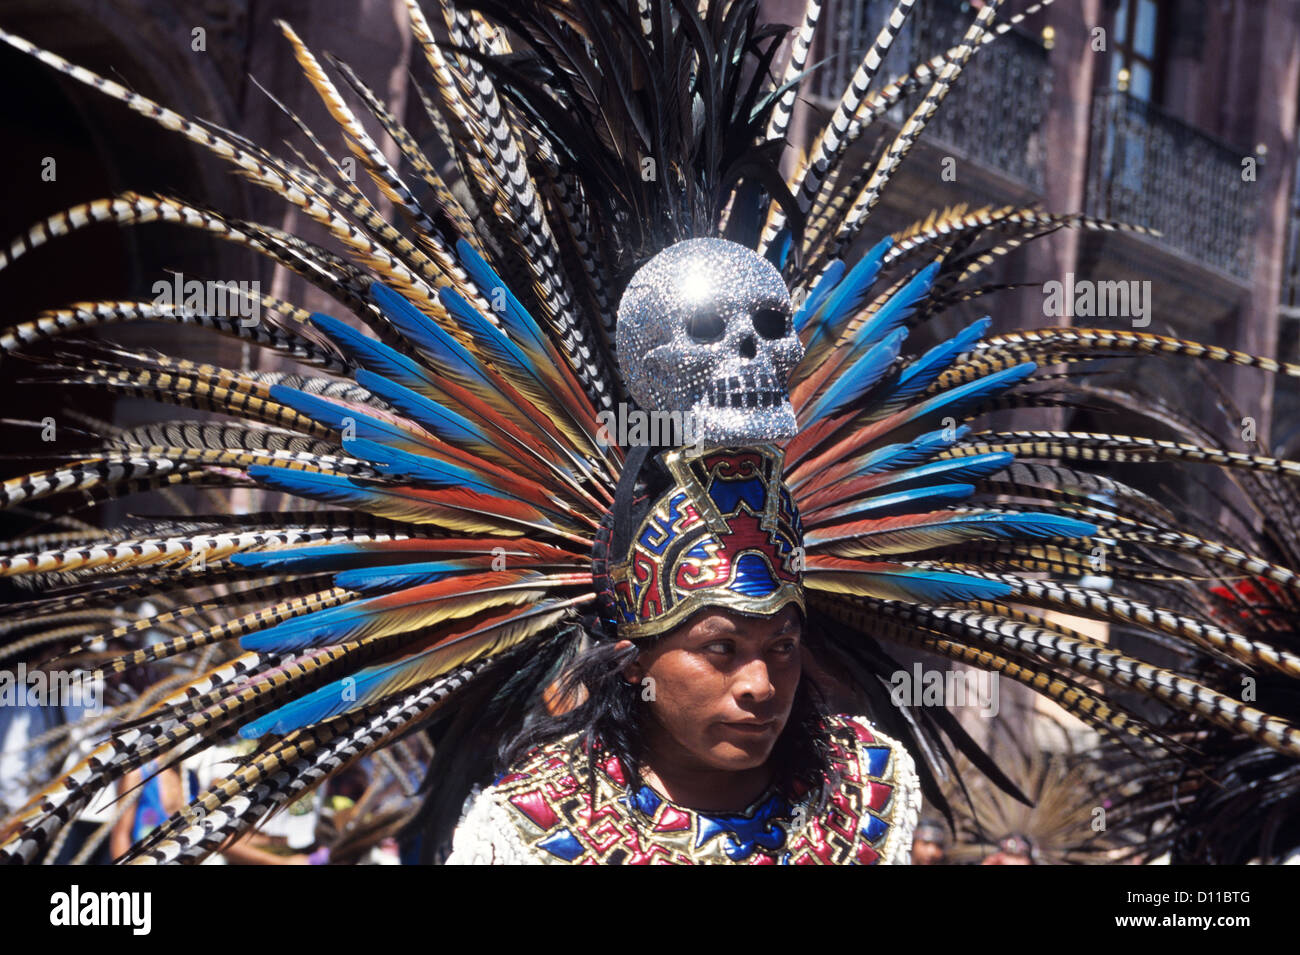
left=610, top=444, right=804, bottom=639
left=489, top=715, right=903, bottom=865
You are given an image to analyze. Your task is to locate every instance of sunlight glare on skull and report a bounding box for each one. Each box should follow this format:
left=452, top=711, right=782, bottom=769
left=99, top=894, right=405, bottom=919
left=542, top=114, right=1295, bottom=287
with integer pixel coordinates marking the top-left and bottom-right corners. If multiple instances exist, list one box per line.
left=679, top=265, right=713, bottom=305
left=616, top=238, right=802, bottom=448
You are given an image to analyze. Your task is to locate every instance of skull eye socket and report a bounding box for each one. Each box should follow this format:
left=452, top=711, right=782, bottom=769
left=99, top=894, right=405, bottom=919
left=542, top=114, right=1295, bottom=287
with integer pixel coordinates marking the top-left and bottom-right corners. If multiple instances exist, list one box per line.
left=753, top=306, right=789, bottom=340
left=687, top=308, right=726, bottom=343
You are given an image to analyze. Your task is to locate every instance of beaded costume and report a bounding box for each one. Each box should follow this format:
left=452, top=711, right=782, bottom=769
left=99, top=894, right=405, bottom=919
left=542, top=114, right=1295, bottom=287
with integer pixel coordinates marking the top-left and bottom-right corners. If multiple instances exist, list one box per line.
left=448, top=716, right=919, bottom=865
left=1, top=0, right=1299, bottom=866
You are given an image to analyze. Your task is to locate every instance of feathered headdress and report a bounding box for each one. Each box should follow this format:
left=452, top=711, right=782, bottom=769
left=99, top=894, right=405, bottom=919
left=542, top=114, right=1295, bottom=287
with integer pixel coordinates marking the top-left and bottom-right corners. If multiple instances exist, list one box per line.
left=2, top=0, right=1299, bottom=865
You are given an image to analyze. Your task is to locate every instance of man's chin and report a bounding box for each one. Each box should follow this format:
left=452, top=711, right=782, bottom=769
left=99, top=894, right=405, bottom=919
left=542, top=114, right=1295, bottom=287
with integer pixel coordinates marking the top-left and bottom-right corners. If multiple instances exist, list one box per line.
left=706, top=736, right=779, bottom=770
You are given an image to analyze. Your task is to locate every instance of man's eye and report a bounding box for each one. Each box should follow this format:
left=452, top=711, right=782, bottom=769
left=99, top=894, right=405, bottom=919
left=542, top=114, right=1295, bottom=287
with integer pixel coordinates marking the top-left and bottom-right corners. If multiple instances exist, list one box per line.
left=704, top=641, right=733, bottom=654
left=773, top=640, right=797, bottom=654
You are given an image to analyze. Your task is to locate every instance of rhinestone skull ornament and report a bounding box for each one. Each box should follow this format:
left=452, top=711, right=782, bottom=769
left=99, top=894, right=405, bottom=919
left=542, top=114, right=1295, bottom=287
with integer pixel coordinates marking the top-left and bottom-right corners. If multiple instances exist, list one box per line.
left=616, top=238, right=803, bottom=446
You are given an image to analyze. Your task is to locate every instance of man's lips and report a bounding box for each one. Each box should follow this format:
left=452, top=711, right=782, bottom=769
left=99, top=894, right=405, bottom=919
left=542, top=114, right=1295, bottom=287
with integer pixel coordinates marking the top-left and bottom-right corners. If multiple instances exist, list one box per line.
left=718, top=719, right=778, bottom=734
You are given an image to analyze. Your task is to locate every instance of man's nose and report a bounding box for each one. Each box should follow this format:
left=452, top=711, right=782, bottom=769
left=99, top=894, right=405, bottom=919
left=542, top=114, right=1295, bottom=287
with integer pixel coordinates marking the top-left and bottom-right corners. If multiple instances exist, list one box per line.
left=733, top=656, right=775, bottom=702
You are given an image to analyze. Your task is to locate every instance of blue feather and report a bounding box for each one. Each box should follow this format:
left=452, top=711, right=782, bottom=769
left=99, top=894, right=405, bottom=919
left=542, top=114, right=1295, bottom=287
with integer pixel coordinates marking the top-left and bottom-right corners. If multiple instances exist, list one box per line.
left=238, top=678, right=357, bottom=737
left=965, top=511, right=1098, bottom=539
left=808, top=509, right=1098, bottom=545
left=766, top=227, right=794, bottom=270
left=238, top=688, right=335, bottom=738
left=896, top=361, right=1038, bottom=426
left=860, top=426, right=972, bottom=473
left=371, top=284, right=486, bottom=386
left=803, top=326, right=908, bottom=423
left=248, top=465, right=376, bottom=507
left=231, top=544, right=423, bottom=573
left=810, top=566, right=1013, bottom=603
left=309, top=313, right=436, bottom=394
left=820, top=483, right=977, bottom=522
left=859, top=453, right=1015, bottom=493
left=240, top=596, right=553, bottom=736
left=335, top=560, right=484, bottom=592
left=239, top=593, right=382, bottom=653
left=794, top=261, right=846, bottom=333
left=868, top=568, right=1012, bottom=603
left=454, top=238, right=552, bottom=361
left=893, top=452, right=1013, bottom=483
left=884, top=316, right=993, bottom=404
left=342, top=437, right=498, bottom=495
left=238, top=655, right=406, bottom=737
left=438, top=287, right=543, bottom=390
left=270, top=384, right=416, bottom=449
left=844, top=259, right=940, bottom=354
left=354, top=369, right=488, bottom=450
left=802, top=236, right=892, bottom=350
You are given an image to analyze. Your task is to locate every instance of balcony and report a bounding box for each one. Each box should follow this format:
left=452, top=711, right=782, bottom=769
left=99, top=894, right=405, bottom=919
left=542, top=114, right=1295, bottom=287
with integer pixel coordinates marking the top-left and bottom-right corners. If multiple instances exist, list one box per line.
left=1085, top=89, right=1260, bottom=281
left=812, top=0, right=1052, bottom=193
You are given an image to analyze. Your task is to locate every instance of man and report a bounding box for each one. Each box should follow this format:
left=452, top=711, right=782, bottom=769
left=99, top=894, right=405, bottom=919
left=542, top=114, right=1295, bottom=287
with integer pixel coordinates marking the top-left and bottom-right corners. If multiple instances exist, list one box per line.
left=446, top=443, right=921, bottom=864
left=912, top=819, right=949, bottom=866
left=982, top=835, right=1035, bottom=866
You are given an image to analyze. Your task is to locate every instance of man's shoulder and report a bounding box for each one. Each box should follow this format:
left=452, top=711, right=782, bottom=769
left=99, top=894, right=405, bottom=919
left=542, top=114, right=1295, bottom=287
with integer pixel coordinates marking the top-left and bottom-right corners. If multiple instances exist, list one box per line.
left=446, top=715, right=923, bottom=864
left=487, top=730, right=618, bottom=793
left=820, top=713, right=922, bottom=864
left=818, top=712, right=915, bottom=774
left=445, top=733, right=614, bottom=865
left=445, top=783, right=531, bottom=864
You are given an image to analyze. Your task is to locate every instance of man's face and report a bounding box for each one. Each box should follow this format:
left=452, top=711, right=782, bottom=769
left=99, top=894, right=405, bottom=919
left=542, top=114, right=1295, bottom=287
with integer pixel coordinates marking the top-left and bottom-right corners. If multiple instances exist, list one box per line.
left=624, top=604, right=803, bottom=773
left=912, top=838, right=945, bottom=866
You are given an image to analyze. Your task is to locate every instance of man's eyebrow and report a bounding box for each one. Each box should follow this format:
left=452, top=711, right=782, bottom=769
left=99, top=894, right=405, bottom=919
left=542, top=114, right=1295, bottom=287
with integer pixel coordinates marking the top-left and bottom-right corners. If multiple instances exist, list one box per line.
left=696, top=621, right=738, bottom=637
left=696, top=623, right=738, bottom=639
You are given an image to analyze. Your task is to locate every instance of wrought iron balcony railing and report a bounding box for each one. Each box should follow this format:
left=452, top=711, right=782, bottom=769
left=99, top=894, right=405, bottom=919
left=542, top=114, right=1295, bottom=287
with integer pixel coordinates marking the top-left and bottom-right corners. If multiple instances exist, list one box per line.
left=812, top=0, right=1051, bottom=192
left=1085, top=89, right=1259, bottom=280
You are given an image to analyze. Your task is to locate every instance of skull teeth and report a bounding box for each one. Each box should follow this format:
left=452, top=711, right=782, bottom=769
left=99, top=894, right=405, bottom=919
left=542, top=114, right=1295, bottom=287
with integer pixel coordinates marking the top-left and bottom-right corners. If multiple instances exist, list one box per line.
left=705, top=373, right=784, bottom=409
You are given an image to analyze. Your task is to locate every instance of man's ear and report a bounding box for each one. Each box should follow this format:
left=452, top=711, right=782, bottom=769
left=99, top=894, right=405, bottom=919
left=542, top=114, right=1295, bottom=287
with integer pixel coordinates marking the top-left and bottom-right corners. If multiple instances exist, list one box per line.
left=615, top=639, right=641, bottom=683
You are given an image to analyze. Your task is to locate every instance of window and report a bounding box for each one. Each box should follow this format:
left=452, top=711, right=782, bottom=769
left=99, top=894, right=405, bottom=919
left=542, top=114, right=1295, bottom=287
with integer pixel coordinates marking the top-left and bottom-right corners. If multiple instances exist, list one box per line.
left=1282, top=124, right=1300, bottom=314
left=1108, top=0, right=1166, bottom=103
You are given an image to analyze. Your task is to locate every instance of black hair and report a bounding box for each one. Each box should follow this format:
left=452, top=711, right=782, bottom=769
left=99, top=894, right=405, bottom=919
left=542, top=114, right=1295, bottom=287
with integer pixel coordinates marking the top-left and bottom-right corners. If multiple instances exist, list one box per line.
left=497, top=621, right=840, bottom=816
